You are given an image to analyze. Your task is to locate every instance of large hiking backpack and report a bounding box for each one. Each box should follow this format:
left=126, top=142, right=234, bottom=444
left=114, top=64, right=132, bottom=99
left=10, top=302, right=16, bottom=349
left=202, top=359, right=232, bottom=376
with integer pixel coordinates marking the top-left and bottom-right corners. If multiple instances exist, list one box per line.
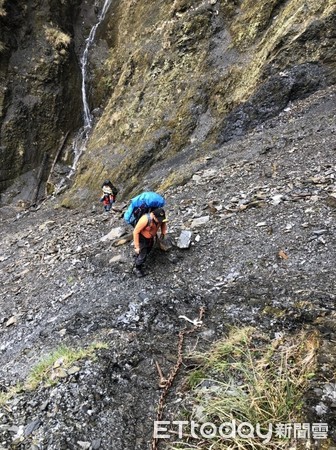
left=124, top=192, right=165, bottom=227
left=111, top=185, right=118, bottom=196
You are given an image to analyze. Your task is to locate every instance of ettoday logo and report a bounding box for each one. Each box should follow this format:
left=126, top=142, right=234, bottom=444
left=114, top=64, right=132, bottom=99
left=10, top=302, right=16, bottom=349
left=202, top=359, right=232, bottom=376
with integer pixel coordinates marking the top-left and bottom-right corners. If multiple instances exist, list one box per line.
left=154, top=420, right=273, bottom=443
left=153, top=420, right=329, bottom=442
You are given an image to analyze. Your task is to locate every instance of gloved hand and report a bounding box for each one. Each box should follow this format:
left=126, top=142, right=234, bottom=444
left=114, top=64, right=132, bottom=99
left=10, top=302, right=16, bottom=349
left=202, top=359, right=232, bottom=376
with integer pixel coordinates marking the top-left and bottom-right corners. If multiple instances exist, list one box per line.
left=134, top=247, right=140, bottom=255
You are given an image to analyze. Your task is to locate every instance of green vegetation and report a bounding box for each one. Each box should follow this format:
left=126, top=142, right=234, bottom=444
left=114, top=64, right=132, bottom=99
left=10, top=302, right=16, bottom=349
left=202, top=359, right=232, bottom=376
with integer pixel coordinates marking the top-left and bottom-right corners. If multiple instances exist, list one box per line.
left=0, top=342, right=108, bottom=406
left=67, top=0, right=336, bottom=203
left=187, top=369, right=207, bottom=389
left=27, top=342, right=107, bottom=389
left=170, top=327, right=319, bottom=450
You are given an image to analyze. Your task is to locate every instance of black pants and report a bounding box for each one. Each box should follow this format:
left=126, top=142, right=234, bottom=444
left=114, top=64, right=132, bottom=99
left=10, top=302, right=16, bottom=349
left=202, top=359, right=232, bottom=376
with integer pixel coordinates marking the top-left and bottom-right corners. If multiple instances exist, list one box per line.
left=135, top=234, right=154, bottom=268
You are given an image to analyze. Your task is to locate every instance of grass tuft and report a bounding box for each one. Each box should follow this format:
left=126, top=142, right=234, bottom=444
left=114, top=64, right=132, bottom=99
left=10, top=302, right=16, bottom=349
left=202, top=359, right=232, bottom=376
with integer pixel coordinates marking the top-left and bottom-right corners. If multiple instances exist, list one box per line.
left=0, top=342, right=108, bottom=406
left=26, top=342, right=107, bottom=390
left=170, top=327, right=319, bottom=450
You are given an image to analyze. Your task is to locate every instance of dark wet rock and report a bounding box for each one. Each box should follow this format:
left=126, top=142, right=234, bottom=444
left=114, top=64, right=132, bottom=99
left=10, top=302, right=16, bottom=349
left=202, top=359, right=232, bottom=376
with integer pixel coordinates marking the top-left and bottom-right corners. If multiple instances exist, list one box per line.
left=0, top=0, right=84, bottom=195
left=218, top=63, right=329, bottom=144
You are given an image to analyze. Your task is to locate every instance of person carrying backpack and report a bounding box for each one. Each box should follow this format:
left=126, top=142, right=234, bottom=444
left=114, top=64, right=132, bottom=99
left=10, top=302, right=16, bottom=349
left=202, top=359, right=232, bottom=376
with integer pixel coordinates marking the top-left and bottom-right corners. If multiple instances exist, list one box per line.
left=133, top=207, right=167, bottom=277
left=100, top=179, right=119, bottom=212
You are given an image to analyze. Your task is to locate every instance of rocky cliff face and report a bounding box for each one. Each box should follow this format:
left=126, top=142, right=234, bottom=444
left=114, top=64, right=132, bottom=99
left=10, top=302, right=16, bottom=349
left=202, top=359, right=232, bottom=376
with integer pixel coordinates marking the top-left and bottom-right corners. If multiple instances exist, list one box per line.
left=0, top=0, right=83, bottom=195
left=68, top=0, right=336, bottom=202
left=1, top=0, right=336, bottom=206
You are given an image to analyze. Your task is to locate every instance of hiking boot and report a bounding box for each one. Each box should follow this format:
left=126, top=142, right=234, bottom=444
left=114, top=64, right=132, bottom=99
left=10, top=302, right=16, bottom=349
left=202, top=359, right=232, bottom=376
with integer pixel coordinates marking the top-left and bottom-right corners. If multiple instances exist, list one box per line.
left=133, top=267, right=145, bottom=278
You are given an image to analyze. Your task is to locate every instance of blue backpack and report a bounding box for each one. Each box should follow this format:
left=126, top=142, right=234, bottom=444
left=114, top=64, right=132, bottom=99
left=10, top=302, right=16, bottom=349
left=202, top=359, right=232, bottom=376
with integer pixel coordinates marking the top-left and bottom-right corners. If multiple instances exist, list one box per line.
left=124, top=192, right=165, bottom=227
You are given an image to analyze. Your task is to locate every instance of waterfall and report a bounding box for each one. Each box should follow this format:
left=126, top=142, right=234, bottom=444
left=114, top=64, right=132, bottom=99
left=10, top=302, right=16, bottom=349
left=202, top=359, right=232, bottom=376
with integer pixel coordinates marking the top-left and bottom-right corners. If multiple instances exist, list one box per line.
left=55, top=0, right=112, bottom=192
left=81, top=0, right=113, bottom=131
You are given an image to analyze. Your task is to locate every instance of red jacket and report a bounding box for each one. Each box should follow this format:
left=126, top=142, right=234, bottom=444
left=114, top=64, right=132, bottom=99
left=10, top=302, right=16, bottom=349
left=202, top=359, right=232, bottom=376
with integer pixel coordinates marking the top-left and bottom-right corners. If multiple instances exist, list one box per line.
left=100, top=194, right=115, bottom=205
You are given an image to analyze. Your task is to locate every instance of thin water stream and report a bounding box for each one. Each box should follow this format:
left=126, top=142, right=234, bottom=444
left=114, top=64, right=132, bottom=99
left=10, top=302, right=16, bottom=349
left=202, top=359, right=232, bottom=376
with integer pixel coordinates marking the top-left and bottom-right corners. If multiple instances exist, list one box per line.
left=56, top=0, right=112, bottom=191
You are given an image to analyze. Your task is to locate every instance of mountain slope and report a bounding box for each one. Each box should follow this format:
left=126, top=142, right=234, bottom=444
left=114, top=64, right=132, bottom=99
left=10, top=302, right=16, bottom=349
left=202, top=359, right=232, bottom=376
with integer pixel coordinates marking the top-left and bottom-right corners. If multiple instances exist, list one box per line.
left=66, top=0, right=336, bottom=202
left=2, top=0, right=335, bottom=204
left=0, top=85, right=335, bottom=448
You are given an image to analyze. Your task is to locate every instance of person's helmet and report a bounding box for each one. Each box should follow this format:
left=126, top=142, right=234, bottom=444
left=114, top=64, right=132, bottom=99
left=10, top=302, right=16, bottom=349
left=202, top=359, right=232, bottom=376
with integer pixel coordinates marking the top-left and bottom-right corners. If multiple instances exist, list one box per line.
left=103, top=179, right=111, bottom=185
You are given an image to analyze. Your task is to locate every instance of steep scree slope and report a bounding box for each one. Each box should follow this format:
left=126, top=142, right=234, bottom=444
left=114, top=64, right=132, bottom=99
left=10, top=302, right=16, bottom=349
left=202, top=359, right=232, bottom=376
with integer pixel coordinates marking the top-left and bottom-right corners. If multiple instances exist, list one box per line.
left=0, top=86, right=335, bottom=448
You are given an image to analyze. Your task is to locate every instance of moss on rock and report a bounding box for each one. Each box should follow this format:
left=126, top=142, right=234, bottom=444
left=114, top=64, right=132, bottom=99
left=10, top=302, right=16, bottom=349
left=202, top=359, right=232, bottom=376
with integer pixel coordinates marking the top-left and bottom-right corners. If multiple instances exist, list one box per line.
left=3, top=0, right=333, bottom=204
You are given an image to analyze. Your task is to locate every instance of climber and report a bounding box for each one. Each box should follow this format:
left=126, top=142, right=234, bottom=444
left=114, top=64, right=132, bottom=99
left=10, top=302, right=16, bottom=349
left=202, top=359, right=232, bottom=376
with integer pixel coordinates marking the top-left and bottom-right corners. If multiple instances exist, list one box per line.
left=133, top=207, right=168, bottom=277
left=100, top=179, right=119, bottom=212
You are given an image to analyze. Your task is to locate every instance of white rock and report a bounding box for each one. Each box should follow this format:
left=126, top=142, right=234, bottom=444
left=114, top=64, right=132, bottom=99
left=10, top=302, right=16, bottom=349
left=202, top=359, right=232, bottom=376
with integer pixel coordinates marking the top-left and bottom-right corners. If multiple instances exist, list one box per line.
left=77, top=441, right=91, bottom=450
left=5, top=316, right=17, bottom=327
left=271, top=194, right=283, bottom=205
left=39, top=220, right=55, bottom=231
left=177, top=230, right=192, bottom=249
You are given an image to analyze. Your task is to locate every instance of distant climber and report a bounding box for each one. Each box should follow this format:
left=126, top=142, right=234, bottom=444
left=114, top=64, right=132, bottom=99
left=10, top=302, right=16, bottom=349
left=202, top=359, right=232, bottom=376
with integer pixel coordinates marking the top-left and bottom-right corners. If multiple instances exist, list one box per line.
left=133, top=207, right=168, bottom=277
left=100, top=179, right=119, bottom=212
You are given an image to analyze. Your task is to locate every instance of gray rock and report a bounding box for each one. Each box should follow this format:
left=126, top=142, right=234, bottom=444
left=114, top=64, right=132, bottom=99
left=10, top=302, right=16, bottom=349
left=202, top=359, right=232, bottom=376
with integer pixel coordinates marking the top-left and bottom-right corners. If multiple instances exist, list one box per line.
left=177, top=230, right=192, bottom=249
left=92, top=439, right=101, bottom=449
left=40, top=400, right=49, bottom=411
left=100, top=227, right=127, bottom=242
left=313, top=229, right=328, bottom=235
left=158, top=236, right=173, bottom=251
left=24, top=418, right=41, bottom=437
left=7, top=425, right=21, bottom=434
left=190, top=216, right=210, bottom=228
left=109, top=254, right=124, bottom=263
left=315, top=402, right=328, bottom=416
